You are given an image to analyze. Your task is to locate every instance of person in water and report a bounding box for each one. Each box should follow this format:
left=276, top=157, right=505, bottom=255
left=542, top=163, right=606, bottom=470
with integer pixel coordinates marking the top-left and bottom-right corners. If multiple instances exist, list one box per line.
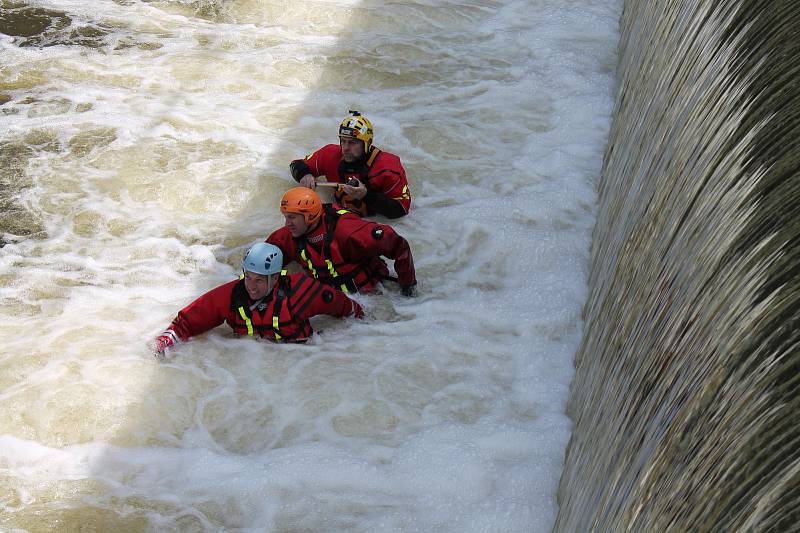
left=289, top=110, right=412, bottom=218
left=153, top=242, right=363, bottom=357
left=266, top=187, right=418, bottom=297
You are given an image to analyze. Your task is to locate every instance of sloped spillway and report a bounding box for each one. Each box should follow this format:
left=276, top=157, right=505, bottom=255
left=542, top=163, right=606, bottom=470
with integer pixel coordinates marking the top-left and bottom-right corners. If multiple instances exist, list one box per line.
left=555, top=1, right=800, bottom=531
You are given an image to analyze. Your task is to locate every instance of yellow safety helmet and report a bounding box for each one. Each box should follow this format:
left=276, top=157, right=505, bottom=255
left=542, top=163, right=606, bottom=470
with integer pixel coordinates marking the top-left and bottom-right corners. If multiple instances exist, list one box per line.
left=338, top=110, right=373, bottom=152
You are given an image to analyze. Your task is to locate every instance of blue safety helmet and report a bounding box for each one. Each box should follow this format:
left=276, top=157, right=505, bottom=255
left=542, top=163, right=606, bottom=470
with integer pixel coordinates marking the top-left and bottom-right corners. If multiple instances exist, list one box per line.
left=241, top=243, right=283, bottom=276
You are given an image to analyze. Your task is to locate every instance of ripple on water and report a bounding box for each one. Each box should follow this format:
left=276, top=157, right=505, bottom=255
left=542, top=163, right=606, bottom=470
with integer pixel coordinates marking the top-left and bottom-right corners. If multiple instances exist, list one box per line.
left=0, top=141, right=44, bottom=238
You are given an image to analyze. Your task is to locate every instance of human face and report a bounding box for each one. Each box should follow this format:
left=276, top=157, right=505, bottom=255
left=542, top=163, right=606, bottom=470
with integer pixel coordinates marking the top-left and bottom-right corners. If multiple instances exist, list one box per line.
left=243, top=270, right=272, bottom=300
left=340, top=137, right=365, bottom=162
left=283, top=212, right=309, bottom=238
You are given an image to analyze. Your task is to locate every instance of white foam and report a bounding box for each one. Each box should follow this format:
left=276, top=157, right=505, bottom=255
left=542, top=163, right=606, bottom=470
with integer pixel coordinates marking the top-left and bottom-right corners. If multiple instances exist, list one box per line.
left=0, top=0, right=621, bottom=530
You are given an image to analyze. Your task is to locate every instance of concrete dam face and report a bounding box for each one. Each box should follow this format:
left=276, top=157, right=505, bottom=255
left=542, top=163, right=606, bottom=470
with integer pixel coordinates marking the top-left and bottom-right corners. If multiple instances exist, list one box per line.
left=555, top=1, right=799, bottom=531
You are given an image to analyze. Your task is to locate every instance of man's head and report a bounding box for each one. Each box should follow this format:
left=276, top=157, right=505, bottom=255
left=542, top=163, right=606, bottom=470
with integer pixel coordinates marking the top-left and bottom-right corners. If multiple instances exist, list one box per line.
left=241, top=242, right=283, bottom=299
left=338, top=110, right=373, bottom=162
left=280, top=187, right=322, bottom=237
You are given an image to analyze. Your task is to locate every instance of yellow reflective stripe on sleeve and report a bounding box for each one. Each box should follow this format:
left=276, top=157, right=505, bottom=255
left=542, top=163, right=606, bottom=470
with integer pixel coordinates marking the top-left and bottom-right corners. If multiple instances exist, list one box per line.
left=393, top=185, right=411, bottom=201
left=238, top=306, right=254, bottom=336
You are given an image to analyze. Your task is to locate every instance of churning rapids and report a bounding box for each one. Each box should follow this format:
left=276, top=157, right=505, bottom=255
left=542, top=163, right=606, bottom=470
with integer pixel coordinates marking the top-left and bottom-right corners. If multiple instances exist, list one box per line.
left=1, top=0, right=620, bottom=531
left=6, top=1, right=796, bottom=532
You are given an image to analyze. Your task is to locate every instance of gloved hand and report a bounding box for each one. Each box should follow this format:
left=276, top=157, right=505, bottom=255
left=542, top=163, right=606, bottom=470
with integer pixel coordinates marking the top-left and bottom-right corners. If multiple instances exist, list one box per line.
left=400, top=282, right=417, bottom=297
left=299, top=174, right=316, bottom=189
left=153, top=333, right=176, bottom=358
left=352, top=301, right=365, bottom=319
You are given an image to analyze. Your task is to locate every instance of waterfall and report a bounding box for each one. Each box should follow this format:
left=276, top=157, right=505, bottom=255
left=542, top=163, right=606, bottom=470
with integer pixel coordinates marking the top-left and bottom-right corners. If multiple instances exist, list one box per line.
left=555, top=1, right=800, bottom=530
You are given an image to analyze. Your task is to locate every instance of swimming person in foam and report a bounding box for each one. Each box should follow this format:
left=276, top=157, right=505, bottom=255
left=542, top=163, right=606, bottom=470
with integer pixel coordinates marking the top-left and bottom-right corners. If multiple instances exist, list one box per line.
left=152, top=243, right=363, bottom=357
left=267, top=187, right=418, bottom=297
left=290, top=110, right=412, bottom=218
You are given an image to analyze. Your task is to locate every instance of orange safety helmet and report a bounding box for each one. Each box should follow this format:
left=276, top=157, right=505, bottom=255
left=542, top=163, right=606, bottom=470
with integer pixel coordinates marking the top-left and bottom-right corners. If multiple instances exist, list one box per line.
left=280, top=187, right=323, bottom=226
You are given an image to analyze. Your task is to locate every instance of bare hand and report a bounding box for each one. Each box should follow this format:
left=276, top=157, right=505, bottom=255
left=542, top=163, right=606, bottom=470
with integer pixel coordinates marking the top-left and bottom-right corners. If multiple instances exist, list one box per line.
left=341, top=178, right=367, bottom=200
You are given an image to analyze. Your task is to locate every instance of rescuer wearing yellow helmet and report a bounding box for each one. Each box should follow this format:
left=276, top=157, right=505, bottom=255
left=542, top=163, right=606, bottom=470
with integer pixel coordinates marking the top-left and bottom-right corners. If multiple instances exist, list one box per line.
left=289, top=111, right=412, bottom=219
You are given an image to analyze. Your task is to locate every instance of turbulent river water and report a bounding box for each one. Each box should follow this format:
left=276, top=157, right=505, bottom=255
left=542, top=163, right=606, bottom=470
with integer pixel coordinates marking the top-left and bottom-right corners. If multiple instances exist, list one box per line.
left=1, top=0, right=620, bottom=531
left=8, top=1, right=791, bottom=532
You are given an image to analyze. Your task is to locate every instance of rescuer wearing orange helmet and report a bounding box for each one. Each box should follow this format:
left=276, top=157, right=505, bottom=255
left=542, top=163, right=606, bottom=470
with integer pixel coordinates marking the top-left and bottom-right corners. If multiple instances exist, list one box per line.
left=151, top=242, right=364, bottom=357
left=266, top=187, right=417, bottom=296
left=289, top=110, right=412, bottom=218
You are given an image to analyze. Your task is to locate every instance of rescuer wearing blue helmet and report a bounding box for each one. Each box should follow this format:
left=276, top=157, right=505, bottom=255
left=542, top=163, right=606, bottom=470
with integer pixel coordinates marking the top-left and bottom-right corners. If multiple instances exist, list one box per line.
left=153, top=243, right=363, bottom=357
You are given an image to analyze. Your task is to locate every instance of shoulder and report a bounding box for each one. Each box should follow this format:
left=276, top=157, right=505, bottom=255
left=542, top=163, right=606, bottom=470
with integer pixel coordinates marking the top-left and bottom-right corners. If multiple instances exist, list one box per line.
left=306, top=145, right=343, bottom=174
left=334, top=213, right=385, bottom=240
left=267, top=227, right=293, bottom=245
left=368, top=149, right=406, bottom=184
left=285, top=271, right=309, bottom=284
left=286, top=271, right=341, bottom=302
left=333, top=210, right=372, bottom=228
left=213, top=279, right=241, bottom=293
left=317, top=144, right=342, bottom=159
left=200, top=279, right=241, bottom=305
left=283, top=271, right=326, bottom=298
left=372, top=148, right=402, bottom=166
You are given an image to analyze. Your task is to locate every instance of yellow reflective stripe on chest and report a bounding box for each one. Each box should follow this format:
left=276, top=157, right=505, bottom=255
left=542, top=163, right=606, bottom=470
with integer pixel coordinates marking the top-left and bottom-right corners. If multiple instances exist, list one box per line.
left=300, top=249, right=317, bottom=277
left=237, top=306, right=254, bottom=336
left=325, top=259, right=338, bottom=277
left=272, top=316, right=281, bottom=341
left=301, top=229, right=349, bottom=293
left=271, top=269, right=289, bottom=342
left=335, top=210, right=354, bottom=292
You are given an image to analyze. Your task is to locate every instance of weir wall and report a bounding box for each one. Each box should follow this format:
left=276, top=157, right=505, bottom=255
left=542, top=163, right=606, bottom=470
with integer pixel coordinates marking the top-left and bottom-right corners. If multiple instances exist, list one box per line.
left=554, top=1, right=800, bottom=531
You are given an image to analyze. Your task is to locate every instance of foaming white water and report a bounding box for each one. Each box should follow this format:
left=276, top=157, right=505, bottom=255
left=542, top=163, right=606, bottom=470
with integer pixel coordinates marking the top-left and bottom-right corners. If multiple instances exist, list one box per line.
left=0, top=0, right=621, bottom=530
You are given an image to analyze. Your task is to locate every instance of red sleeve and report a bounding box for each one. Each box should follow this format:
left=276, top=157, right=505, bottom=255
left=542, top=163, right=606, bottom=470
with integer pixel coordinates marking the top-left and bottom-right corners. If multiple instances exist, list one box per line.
left=303, top=144, right=344, bottom=182
left=336, top=217, right=417, bottom=286
left=168, top=281, right=237, bottom=341
left=368, top=151, right=411, bottom=213
left=286, top=273, right=362, bottom=319
left=266, top=227, right=298, bottom=268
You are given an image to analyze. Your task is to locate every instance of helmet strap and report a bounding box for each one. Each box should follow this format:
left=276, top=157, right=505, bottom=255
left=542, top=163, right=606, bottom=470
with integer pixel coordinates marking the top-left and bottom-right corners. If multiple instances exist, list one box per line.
left=305, top=219, right=322, bottom=234
left=266, top=273, right=278, bottom=293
